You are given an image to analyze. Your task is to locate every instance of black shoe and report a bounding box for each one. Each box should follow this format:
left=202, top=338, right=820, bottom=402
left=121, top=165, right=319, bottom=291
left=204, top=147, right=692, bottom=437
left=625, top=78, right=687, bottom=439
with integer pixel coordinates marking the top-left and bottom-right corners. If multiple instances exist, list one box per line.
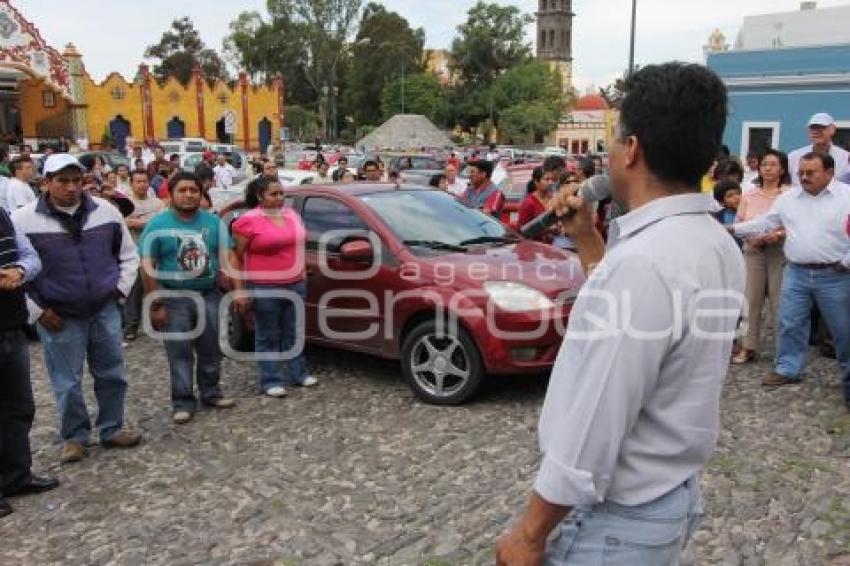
left=820, top=345, right=836, bottom=359
left=0, top=498, right=12, bottom=517
left=7, top=474, right=60, bottom=497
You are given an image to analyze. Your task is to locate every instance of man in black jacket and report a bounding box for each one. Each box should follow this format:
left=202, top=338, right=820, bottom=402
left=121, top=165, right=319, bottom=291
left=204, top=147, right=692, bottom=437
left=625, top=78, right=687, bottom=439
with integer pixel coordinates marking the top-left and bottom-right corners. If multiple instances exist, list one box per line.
left=0, top=207, right=58, bottom=518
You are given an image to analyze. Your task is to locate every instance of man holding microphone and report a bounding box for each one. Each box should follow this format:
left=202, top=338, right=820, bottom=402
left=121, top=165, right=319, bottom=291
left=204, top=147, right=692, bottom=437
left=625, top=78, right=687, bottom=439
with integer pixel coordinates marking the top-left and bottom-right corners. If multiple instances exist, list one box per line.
left=497, top=63, right=744, bottom=565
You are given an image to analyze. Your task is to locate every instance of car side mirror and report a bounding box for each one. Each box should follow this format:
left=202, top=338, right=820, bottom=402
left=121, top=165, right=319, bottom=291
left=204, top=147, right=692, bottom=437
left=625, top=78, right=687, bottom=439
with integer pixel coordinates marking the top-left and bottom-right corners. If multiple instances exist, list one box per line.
left=339, top=239, right=374, bottom=263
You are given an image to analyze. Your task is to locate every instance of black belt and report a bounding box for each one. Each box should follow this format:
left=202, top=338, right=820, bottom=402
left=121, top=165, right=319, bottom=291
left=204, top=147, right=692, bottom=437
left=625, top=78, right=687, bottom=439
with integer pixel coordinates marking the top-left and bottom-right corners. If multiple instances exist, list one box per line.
left=792, top=262, right=841, bottom=270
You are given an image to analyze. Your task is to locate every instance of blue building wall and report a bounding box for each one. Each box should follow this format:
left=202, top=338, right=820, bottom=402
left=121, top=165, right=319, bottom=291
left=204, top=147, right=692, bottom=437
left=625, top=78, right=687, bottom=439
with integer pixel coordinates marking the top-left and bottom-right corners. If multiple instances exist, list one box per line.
left=707, top=45, right=850, bottom=157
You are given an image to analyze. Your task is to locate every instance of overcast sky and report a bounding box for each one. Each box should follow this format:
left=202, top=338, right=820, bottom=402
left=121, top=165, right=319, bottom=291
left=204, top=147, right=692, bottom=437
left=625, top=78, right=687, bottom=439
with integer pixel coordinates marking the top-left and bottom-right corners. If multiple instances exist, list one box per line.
left=15, top=0, right=850, bottom=91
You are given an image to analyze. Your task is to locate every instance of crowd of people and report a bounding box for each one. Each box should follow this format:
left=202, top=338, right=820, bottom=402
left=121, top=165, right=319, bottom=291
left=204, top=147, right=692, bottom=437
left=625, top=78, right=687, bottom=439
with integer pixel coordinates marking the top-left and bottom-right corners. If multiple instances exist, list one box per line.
left=1, top=65, right=849, bottom=566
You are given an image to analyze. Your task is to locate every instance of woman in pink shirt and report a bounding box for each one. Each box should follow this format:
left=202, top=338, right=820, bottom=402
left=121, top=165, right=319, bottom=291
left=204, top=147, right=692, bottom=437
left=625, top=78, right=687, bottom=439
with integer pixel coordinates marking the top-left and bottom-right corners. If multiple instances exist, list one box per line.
left=232, top=177, right=316, bottom=397
left=733, top=149, right=789, bottom=364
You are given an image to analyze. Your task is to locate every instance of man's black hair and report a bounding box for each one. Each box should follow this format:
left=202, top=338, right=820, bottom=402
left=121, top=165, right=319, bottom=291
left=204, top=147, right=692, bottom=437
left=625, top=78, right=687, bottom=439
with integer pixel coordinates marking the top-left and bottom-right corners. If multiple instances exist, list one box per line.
left=429, top=174, right=447, bottom=188
left=9, top=155, right=32, bottom=176
left=713, top=158, right=744, bottom=183
left=470, top=159, right=494, bottom=178
left=168, top=171, right=201, bottom=194
left=363, top=160, right=379, bottom=170
left=619, top=62, right=728, bottom=189
left=542, top=155, right=566, bottom=174
left=579, top=158, right=596, bottom=179
left=801, top=151, right=835, bottom=171
left=194, top=162, right=215, bottom=183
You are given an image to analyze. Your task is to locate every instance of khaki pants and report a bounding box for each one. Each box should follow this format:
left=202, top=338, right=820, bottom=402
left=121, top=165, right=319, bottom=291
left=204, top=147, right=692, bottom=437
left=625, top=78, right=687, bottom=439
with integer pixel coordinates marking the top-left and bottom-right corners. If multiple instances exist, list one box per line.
left=742, top=241, right=786, bottom=351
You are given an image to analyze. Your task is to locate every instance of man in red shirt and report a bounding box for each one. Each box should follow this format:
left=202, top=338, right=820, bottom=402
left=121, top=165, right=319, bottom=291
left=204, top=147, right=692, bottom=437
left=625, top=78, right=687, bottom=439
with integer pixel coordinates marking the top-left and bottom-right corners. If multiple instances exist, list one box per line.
left=460, top=160, right=504, bottom=218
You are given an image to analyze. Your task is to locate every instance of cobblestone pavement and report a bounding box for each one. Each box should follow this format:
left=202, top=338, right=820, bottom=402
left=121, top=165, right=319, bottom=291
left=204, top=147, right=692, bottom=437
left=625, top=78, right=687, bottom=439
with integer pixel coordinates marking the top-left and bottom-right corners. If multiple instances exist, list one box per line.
left=2, top=335, right=849, bottom=566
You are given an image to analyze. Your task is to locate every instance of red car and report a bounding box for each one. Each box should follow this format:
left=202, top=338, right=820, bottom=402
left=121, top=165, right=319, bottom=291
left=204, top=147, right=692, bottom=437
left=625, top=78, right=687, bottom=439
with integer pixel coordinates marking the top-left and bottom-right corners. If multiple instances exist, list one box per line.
left=222, top=184, right=585, bottom=405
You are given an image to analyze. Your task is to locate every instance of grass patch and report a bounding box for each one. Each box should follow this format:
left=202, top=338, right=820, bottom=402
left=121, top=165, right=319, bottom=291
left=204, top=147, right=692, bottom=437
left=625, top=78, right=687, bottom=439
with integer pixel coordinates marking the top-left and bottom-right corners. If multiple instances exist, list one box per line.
left=708, top=453, right=738, bottom=478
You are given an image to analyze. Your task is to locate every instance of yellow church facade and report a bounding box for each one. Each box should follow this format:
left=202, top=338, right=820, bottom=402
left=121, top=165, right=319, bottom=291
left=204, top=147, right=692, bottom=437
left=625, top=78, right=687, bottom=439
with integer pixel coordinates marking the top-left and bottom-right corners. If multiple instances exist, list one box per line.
left=0, top=1, right=284, bottom=153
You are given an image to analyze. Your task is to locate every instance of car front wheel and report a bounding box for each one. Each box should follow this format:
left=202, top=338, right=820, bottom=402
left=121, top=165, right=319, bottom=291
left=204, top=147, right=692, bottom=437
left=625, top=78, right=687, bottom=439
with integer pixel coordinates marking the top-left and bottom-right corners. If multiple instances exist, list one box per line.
left=400, top=320, right=483, bottom=405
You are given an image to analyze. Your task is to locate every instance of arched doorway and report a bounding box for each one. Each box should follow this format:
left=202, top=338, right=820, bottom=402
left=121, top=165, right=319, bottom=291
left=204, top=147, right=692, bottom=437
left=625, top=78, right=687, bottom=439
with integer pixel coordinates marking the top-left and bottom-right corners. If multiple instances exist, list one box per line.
left=215, top=117, right=231, bottom=144
left=109, top=115, right=131, bottom=151
left=166, top=116, right=185, bottom=139
left=258, top=117, right=272, bottom=154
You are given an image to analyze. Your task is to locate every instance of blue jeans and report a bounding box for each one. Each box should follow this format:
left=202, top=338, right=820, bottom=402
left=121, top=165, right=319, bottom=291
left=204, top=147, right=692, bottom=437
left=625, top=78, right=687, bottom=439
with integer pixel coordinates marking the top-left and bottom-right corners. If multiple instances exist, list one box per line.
left=544, top=476, right=703, bottom=565
left=37, top=300, right=127, bottom=445
left=250, top=281, right=308, bottom=390
left=775, top=264, right=850, bottom=399
left=163, top=290, right=224, bottom=411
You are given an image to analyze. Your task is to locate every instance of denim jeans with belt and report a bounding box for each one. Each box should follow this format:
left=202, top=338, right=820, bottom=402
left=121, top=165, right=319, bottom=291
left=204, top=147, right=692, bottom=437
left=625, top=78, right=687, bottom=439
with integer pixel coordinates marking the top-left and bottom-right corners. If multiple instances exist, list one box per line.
left=775, top=264, right=850, bottom=400
left=0, top=328, right=34, bottom=495
left=544, top=476, right=703, bottom=565
left=249, top=280, right=308, bottom=391
left=36, top=300, right=127, bottom=445
left=162, top=290, right=224, bottom=411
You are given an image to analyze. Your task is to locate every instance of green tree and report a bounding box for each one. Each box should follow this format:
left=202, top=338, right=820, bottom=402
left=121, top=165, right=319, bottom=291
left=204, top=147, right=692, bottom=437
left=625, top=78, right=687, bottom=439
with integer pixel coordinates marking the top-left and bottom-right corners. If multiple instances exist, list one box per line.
left=498, top=101, right=561, bottom=145
left=380, top=73, right=448, bottom=124
left=223, top=11, right=314, bottom=106
left=284, top=105, right=320, bottom=142
left=267, top=0, right=363, bottom=97
left=489, top=60, right=563, bottom=111
left=599, top=67, right=639, bottom=109
left=448, top=2, right=533, bottom=129
left=225, top=0, right=363, bottom=137
left=449, top=2, right=533, bottom=86
left=145, top=17, right=227, bottom=84
left=345, top=3, right=425, bottom=127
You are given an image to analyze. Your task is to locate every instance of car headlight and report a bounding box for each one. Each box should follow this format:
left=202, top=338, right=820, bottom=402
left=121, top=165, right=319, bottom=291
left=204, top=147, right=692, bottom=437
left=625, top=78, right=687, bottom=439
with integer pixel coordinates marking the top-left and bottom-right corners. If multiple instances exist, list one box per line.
left=483, top=282, right=555, bottom=312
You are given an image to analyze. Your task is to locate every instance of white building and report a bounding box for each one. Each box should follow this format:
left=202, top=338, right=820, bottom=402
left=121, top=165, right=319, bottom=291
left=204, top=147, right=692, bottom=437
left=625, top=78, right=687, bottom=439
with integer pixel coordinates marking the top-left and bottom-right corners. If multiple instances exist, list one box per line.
left=735, top=2, right=850, bottom=50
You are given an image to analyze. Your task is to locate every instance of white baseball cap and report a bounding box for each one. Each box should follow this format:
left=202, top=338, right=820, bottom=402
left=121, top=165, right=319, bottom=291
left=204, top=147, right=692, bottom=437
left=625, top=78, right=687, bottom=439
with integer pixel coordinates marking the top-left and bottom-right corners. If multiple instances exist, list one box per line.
left=808, top=112, right=835, bottom=127
left=43, top=153, right=85, bottom=175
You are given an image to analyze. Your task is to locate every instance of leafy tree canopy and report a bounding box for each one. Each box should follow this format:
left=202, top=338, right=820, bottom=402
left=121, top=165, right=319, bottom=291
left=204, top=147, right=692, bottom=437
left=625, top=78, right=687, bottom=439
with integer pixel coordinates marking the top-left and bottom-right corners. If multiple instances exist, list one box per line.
left=145, top=17, right=227, bottom=84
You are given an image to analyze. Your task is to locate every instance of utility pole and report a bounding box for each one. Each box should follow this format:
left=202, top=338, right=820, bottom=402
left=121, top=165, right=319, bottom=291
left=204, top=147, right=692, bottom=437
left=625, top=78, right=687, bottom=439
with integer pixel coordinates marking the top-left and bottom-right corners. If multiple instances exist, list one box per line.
left=628, top=0, right=637, bottom=76
left=401, top=58, right=406, bottom=114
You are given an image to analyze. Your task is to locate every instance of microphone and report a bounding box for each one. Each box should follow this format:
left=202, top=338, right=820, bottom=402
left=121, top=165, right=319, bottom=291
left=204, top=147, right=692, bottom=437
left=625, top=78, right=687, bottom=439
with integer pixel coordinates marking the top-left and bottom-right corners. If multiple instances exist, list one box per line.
left=519, top=175, right=612, bottom=239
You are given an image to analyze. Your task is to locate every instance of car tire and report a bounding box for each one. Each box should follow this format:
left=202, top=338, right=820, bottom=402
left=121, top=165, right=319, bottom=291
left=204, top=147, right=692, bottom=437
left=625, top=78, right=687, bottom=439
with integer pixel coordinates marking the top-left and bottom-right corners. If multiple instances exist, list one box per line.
left=227, top=307, right=254, bottom=353
left=400, top=320, right=483, bottom=405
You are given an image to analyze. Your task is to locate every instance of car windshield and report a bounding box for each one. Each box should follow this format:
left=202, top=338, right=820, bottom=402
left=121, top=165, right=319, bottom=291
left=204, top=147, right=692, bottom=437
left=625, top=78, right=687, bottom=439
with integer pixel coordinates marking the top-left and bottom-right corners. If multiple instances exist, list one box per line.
left=360, top=190, right=509, bottom=251
left=184, top=154, right=202, bottom=168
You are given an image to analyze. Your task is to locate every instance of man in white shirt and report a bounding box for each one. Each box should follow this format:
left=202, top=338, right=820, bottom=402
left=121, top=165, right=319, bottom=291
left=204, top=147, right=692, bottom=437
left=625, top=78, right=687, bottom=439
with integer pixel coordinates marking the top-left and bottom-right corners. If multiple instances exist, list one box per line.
left=485, top=143, right=500, bottom=162
left=788, top=113, right=850, bottom=186
left=3, top=157, right=37, bottom=211
left=213, top=155, right=236, bottom=188
left=730, top=152, right=850, bottom=410
left=497, top=63, right=744, bottom=565
left=445, top=162, right=466, bottom=196
left=742, top=150, right=760, bottom=192
left=314, top=161, right=332, bottom=184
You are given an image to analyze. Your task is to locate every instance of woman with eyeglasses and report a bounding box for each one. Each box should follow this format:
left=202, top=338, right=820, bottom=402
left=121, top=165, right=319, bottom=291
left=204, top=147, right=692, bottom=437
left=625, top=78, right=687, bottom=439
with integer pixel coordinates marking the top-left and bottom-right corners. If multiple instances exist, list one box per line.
left=732, top=148, right=790, bottom=364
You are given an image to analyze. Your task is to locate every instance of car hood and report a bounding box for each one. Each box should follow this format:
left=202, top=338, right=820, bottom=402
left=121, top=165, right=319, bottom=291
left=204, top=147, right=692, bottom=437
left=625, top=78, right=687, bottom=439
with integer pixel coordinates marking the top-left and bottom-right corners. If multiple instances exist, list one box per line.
left=407, top=240, right=585, bottom=297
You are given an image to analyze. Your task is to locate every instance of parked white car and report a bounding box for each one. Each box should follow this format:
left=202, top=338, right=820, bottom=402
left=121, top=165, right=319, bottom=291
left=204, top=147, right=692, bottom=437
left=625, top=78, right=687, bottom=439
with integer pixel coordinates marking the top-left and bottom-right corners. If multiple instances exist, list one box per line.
left=180, top=151, right=252, bottom=184
left=277, top=170, right=316, bottom=187
left=160, top=138, right=210, bottom=155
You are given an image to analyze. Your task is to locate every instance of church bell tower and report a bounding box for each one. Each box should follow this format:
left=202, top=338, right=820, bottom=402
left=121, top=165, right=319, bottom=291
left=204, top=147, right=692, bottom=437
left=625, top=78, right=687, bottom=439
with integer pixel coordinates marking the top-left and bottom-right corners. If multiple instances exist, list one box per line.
left=536, top=0, right=574, bottom=93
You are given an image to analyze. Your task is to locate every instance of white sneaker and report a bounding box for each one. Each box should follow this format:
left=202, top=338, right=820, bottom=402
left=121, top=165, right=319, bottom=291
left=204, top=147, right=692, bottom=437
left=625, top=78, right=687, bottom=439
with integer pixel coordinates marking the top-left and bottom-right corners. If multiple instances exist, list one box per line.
left=265, top=386, right=287, bottom=398
left=172, top=411, right=192, bottom=425
left=300, top=376, right=318, bottom=387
